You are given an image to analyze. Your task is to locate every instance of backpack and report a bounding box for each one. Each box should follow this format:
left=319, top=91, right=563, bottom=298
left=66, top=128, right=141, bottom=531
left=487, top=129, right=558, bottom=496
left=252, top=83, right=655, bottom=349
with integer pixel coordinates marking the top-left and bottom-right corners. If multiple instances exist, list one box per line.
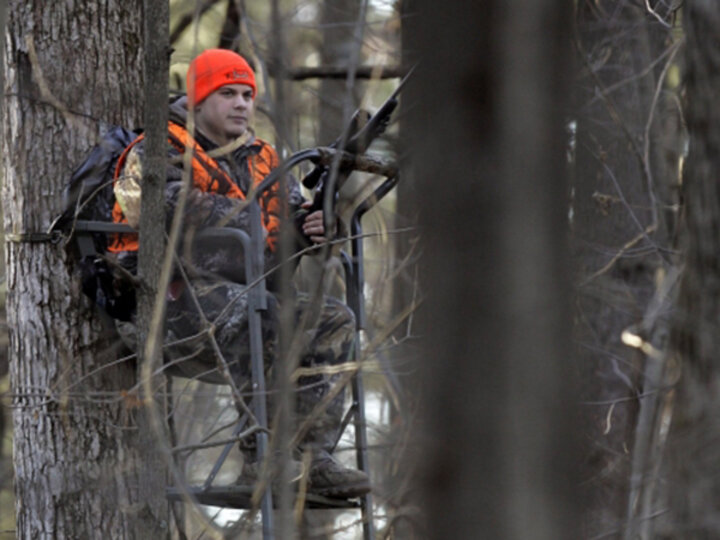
left=52, top=125, right=140, bottom=321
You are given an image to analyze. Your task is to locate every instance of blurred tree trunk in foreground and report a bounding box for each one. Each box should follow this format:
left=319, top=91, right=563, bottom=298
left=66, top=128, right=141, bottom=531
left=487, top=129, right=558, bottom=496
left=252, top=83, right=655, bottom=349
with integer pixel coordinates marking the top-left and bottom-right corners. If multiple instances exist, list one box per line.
left=405, top=0, right=580, bottom=538
left=2, top=2, right=168, bottom=537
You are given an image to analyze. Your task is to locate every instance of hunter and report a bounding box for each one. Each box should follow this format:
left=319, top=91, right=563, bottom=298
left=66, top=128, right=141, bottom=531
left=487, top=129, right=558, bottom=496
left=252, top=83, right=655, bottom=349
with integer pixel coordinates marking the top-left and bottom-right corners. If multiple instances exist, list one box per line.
left=109, top=48, right=370, bottom=498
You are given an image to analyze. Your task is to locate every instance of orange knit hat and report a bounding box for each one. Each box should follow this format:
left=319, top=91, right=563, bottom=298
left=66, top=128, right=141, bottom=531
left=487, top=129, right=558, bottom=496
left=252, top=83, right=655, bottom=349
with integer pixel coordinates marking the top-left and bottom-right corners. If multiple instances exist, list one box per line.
left=187, top=49, right=256, bottom=105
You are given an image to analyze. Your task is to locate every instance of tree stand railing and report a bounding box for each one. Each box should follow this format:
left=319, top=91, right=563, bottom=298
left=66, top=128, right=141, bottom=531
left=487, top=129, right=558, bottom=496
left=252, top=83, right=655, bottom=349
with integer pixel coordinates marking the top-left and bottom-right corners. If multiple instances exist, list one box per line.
left=164, top=150, right=398, bottom=540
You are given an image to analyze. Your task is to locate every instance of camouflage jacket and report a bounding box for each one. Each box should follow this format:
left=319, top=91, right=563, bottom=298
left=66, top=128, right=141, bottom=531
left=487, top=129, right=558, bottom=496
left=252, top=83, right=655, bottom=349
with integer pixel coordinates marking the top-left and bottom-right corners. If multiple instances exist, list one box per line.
left=109, top=96, right=305, bottom=284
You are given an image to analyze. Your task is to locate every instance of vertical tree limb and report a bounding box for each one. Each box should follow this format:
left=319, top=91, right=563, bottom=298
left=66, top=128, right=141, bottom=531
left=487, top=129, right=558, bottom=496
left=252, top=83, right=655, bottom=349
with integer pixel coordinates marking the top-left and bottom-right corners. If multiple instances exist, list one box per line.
left=136, top=0, right=171, bottom=536
left=406, top=0, right=580, bottom=537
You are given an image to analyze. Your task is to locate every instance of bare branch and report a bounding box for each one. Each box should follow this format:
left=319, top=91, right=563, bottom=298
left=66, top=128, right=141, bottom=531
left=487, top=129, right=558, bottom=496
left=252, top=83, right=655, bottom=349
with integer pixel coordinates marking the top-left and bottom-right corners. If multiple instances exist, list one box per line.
left=170, top=0, right=224, bottom=45
left=281, top=64, right=407, bottom=81
left=644, top=0, right=672, bottom=28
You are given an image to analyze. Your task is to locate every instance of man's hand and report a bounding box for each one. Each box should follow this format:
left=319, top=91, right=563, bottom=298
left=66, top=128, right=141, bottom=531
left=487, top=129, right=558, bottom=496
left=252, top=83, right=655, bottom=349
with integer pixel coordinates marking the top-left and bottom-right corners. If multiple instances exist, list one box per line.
left=300, top=201, right=326, bottom=244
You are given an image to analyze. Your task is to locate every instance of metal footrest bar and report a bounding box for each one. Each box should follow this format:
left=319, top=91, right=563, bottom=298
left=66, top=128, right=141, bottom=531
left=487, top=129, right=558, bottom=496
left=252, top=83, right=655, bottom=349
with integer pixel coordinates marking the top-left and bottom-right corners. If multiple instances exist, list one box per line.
left=166, top=485, right=362, bottom=510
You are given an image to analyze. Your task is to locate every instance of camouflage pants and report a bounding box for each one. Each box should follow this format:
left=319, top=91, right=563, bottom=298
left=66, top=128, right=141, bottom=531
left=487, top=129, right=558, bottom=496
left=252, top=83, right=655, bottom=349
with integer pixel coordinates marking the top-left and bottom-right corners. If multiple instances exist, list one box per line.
left=118, top=279, right=356, bottom=454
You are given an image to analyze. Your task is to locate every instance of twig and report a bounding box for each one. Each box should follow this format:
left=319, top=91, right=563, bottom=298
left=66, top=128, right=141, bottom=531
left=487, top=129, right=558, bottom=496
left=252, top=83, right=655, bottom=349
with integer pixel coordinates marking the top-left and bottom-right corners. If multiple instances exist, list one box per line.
left=645, top=0, right=672, bottom=28
left=573, top=32, right=670, bottom=267
left=171, top=425, right=265, bottom=455
left=581, top=387, right=671, bottom=406
left=583, top=40, right=680, bottom=108
left=291, top=359, right=381, bottom=382
left=579, top=224, right=658, bottom=287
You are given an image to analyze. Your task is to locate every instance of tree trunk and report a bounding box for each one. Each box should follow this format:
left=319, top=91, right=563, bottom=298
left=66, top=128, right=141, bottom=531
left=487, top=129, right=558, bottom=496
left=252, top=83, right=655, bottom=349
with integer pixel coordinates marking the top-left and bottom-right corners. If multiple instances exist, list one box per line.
left=317, top=0, right=364, bottom=145
left=666, top=2, right=720, bottom=536
left=406, top=0, right=580, bottom=538
left=135, top=0, right=171, bottom=536
left=2, top=2, right=168, bottom=537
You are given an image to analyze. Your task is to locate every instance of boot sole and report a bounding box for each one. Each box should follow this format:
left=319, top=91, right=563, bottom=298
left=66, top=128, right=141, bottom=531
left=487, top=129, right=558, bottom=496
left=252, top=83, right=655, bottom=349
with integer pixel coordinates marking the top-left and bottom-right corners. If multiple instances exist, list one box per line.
left=308, top=480, right=371, bottom=499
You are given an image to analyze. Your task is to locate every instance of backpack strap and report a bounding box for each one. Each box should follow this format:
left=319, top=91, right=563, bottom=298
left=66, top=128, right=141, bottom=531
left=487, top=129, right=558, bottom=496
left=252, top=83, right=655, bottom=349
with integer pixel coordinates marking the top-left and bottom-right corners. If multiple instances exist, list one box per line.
left=166, top=122, right=245, bottom=198
left=114, top=132, right=145, bottom=180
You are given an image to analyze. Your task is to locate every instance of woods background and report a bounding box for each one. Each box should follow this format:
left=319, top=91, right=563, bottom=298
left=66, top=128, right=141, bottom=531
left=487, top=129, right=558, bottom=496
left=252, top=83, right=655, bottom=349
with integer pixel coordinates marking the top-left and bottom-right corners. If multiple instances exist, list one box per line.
left=0, top=0, right=717, bottom=539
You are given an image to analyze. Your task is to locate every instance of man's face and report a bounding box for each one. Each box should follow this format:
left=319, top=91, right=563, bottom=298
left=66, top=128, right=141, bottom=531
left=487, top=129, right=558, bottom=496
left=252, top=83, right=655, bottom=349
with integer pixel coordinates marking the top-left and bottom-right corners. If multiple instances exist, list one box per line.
left=195, top=83, right=254, bottom=145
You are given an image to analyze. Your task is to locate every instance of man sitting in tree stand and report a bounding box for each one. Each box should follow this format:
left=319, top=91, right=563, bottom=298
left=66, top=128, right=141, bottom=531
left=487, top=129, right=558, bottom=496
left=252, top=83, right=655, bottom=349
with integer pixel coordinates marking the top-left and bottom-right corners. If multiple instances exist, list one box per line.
left=109, top=48, right=370, bottom=498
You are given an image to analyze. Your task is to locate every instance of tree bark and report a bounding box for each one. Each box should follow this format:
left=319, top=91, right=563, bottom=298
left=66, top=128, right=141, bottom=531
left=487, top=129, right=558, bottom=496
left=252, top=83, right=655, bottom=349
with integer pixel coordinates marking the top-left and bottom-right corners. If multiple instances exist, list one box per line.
left=666, top=2, right=720, bottom=536
left=406, top=0, right=580, bottom=538
left=317, top=0, right=363, bottom=144
left=2, top=2, right=168, bottom=537
left=135, top=0, right=171, bottom=537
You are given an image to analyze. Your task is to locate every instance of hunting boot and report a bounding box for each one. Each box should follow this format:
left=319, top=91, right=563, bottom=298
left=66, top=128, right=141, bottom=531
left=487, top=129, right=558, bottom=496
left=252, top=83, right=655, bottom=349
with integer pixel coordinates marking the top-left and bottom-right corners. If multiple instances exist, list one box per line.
left=307, top=450, right=371, bottom=498
left=236, top=453, right=304, bottom=489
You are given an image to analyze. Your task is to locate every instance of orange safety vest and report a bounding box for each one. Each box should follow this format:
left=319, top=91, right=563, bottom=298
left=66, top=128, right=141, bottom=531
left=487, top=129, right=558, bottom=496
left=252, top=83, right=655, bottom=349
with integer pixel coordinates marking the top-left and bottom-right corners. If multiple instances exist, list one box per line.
left=107, top=121, right=281, bottom=253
